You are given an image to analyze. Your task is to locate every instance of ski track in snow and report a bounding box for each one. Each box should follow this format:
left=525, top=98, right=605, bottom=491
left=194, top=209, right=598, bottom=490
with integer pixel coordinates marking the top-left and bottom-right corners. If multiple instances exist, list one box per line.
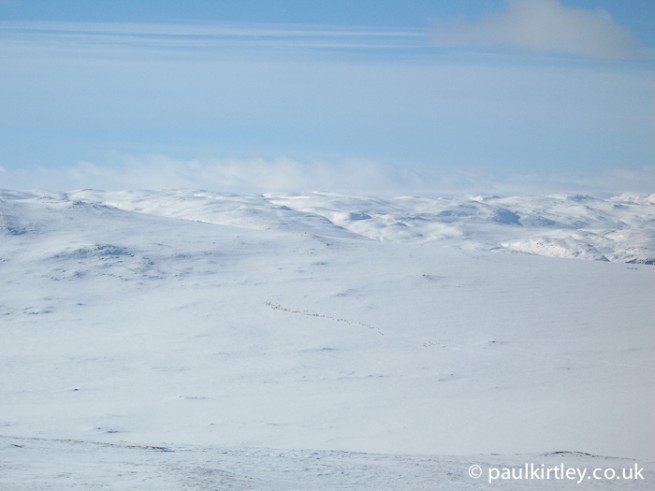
left=1, top=189, right=654, bottom=489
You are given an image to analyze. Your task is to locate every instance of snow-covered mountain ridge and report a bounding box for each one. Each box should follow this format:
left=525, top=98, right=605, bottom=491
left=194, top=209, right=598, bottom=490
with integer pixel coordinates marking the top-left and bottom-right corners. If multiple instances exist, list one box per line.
left=57, top=189, right=655, bottom=264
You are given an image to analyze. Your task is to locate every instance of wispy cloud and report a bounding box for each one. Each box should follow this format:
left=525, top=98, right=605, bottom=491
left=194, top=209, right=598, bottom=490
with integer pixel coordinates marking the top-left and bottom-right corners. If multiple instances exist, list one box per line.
left=4, top=156, right=422, bottom=195
left=0, top=21, right=426, bottom=56
left=430, top=0, right=639, bottom=59
left=3, top=155, right=654, bottom=197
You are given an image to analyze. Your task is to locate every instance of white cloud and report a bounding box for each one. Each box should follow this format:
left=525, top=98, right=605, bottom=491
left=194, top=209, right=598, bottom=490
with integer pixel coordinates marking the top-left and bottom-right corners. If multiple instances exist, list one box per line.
left=3, top=156, right=654, bottom=198
left=431, top=0, right=639, bottom=59
left=54, top=155, right=425, bottom=196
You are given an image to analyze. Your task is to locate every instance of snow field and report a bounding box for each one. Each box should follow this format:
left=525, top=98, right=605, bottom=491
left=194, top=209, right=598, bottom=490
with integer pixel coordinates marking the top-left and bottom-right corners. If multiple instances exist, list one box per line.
left=1, top=190, right=653, bottom=489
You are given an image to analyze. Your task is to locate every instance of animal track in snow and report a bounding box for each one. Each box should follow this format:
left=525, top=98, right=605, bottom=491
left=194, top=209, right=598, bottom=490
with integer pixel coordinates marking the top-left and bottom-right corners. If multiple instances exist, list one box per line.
left=265, top=301, right=384, bottom=335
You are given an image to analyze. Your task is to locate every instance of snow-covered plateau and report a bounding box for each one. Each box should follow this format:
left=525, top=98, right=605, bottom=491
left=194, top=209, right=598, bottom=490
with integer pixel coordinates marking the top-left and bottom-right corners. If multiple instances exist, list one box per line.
left=1, top=189, right=654, bottom=490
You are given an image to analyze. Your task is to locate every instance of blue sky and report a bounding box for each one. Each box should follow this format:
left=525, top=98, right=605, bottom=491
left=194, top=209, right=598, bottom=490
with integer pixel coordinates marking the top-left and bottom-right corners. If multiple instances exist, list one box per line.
left=1, top=0, right=654, bottom=193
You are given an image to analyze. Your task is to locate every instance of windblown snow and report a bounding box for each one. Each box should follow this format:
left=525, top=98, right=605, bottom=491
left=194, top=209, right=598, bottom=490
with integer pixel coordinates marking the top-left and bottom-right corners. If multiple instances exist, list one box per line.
left=1, top=189, right=654, bottom=490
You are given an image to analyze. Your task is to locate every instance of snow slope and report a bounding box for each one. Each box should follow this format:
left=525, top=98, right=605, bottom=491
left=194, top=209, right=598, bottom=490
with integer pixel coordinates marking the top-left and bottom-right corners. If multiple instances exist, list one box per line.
left=1, top=189, right=654, bottom=490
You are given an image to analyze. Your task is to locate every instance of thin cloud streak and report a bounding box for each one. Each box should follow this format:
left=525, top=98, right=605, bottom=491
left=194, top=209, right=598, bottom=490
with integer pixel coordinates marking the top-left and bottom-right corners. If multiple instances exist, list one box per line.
left=0, top=21, right=426, bottom=55
left=431, top=0, right=639, bottom=59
